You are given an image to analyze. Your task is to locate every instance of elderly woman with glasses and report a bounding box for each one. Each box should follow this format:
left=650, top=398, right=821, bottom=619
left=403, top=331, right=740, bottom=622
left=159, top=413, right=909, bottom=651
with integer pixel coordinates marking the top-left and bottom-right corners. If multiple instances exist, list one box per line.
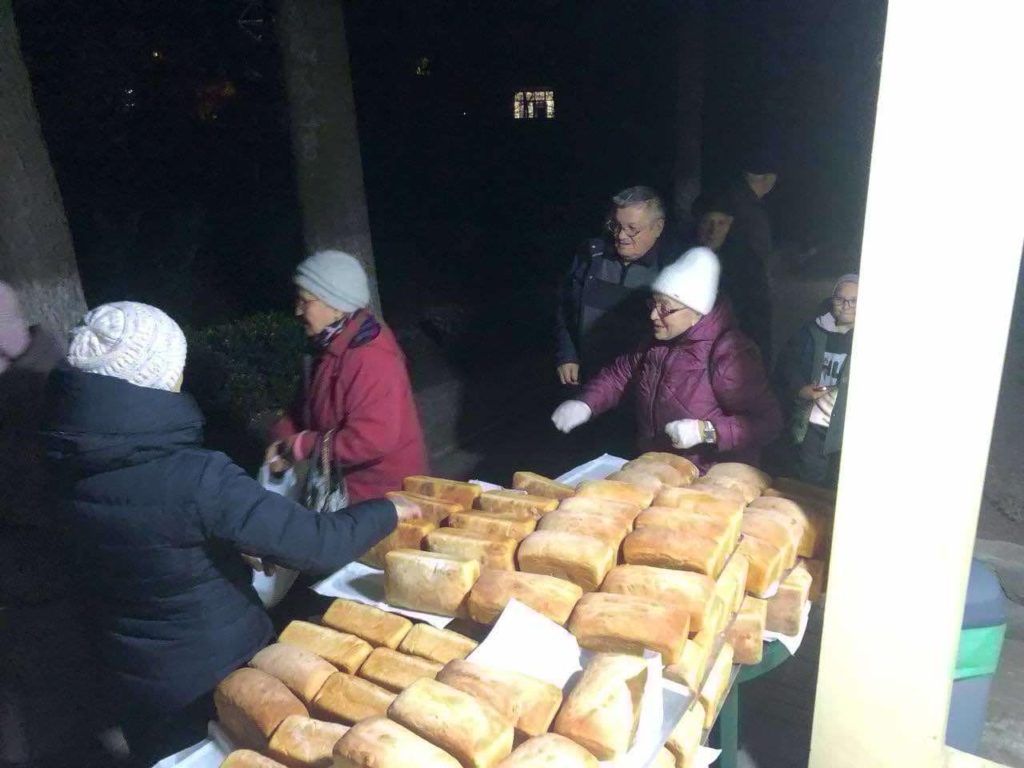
left=774, top=273, right=858, bottom=487
left=551, top=247, right=782, bottom=471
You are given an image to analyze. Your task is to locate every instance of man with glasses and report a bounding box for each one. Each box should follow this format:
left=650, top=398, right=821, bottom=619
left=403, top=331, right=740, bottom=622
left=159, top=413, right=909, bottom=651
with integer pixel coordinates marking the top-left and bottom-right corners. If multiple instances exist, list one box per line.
left=555, top=186, right=682, bottom=386
left=774, top=274, right=858, bottom=487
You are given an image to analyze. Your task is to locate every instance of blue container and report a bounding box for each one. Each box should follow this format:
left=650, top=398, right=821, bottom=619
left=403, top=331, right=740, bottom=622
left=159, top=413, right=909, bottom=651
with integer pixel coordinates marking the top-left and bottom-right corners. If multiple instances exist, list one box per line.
left=945, top=558, right=1008, bottom=754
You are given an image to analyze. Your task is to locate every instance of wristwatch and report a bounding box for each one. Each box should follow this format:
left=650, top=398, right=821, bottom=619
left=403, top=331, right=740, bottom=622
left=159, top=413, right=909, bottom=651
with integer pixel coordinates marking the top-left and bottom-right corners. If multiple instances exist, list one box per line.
left=700, top=420, right=718, bottom=445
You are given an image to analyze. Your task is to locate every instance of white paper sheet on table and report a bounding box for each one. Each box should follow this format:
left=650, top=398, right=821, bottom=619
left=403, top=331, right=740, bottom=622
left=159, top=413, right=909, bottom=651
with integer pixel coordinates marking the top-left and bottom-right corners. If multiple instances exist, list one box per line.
left=468, top=599, right=691, bottom=768
left=695, top=745, right=723, bottom=767
left=311, top=560, right=452, bottom=628
left=763, top=600, right=812, bottom=655
left=152, top=723, right=232, bottom=768
left=555, top=453, right=629, bottom=486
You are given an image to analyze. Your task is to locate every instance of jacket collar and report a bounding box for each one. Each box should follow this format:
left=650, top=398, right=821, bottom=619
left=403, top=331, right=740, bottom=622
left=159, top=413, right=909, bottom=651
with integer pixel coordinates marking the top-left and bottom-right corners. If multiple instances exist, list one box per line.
left=657, top=298, right=736, bottom=348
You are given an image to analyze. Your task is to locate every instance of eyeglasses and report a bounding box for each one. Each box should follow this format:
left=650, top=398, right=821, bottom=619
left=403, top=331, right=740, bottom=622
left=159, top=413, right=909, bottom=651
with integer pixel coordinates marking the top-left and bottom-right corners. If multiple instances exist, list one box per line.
left=295, top=294, right=320, bottom=311
left=605, top=217, right=662, bottom=241
left=831, top=296, right=857, bottom=308
left=646, top=297, right=689, bottom=319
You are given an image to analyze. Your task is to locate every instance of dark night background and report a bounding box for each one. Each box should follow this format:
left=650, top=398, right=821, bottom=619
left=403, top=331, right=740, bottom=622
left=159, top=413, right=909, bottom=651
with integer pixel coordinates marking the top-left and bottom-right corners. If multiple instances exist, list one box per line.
left=13, top=0, right=885, bottom=338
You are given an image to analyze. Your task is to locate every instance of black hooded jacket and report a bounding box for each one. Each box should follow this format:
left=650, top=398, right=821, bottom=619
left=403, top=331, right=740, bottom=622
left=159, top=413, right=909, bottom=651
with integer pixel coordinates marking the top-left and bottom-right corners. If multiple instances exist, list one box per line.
left=41, top=366, right=396, bottom=716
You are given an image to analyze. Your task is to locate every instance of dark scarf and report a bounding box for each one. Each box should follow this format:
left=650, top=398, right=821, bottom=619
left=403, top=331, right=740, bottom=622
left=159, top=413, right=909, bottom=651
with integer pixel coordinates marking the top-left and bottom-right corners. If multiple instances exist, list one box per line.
left=311, top=317, right=347, bottom=350
left=311, top=312, right=382, bottom=352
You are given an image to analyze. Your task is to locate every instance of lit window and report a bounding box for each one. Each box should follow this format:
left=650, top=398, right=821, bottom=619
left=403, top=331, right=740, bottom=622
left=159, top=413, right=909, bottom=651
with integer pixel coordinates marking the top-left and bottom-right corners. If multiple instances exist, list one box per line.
left=513, top=90, right=555, bottom=119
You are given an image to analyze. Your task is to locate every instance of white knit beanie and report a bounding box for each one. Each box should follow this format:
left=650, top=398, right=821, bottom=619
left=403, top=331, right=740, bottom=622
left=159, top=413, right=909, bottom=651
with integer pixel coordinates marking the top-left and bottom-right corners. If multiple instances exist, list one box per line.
left=67, top=302, right=187, bottom=392
left=651, top=247, right=721, bottom=315
left=294, top=250, right=370, bottom=313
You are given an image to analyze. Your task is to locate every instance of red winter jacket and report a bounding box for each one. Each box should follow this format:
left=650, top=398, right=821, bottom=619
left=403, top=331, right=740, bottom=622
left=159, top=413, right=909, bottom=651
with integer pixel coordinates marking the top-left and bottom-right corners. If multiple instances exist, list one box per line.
left=271, top=311, right=429, bottom=504
left=579, top=299, right=782, bottom=472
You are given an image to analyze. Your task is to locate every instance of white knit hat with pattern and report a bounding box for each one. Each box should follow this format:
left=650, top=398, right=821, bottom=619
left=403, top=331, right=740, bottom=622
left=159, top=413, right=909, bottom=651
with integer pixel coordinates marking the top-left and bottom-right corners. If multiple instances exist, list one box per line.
left=651, top=246, right=721, bottom=315
left=67, top=302, right=187, bottom=391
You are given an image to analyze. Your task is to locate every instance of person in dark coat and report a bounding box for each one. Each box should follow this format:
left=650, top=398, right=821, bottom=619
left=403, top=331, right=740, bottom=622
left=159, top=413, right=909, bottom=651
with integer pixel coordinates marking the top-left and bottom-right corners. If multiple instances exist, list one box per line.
left=774, top=274, right=858, bottom=487
left=552, top=248, right=782, bottom=471
left=554, top=186, right=684, bottom=385
left=728, top=150, right=778, bottom=277
left=41, top=301, right=419, bottom=763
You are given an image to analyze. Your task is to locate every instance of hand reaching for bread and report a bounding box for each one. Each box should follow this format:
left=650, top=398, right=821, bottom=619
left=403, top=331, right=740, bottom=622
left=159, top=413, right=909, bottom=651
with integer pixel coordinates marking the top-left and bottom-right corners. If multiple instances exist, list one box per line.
left=390, top=494, right=424, bottom=523
left=551, top=400, right=592, bottom=433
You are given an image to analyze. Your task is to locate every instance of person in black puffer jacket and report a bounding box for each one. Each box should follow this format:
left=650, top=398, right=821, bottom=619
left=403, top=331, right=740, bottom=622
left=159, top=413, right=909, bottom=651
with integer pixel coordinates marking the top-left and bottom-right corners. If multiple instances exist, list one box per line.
left=41, top=301, right=417, bottom=764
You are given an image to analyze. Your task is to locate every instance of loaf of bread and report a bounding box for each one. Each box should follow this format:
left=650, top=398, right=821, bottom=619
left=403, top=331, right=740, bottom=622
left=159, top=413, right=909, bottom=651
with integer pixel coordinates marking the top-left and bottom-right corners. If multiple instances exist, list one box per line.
left=398, top=623, right=478, bottom=664
left=631, top=452, right=700, bottom=483
left=332, top=716, right=462, bottom=768
left=568, top=592, right=690, bottom=664
left=384, top=549, right=481, bottom=617
left=605, top=469, right=664, bottom=494
left=437, top=659, right=563, bottom=740
left=621, top=459, right=688, bottom=487
left=249, top=643, right=337, bottom=706
left=425, top=528, right=518, bottom=571
left=555, top=496, right=643, bottom=529
left=742, top=507, right=804, bottom=559
left=735, top=537, right=785, bottom=598
left=357, top=647, right=443, bottom=692
left=766, top=562, right=812, bottom=635
left=725, top=595, right=767, bottom=665
left=740, top=514, right=797, bottom=569
left=495, top=733, right=598, bottom=767
left=635, top=507, right=736, bottom=547
left=705, top=462, right=771, bottom=491
left=551, top=653, right=648, bottom=760
left=321, top=599, right=412, bottom=650
left=467, top=569, right=582, bottom=625
left=666, top=700, right=706, bottom=768
left=403, top=476, right=483, bottom=509
left=511, top=472, right=576, bottom=501
left=678, top=480, right=748, bottom=506
left=747, top=496, right=825, bottom=557
left=575, top=479, right=654, bottom=508
left=690, top=619, right=716, bottom=651
left=221, top=750, right=289, bottom=768
left=359, top=518, right=437, bottom=569
left=599, top=565, right=715, bottom=632
left=388, top=678, right=515, bottom=768
left=536, top=508, right=631, bottom=550
left=699, top=642, right=734, bottom=728
left=448, top=510, right=537, bottom=541
left=387, top=491, right=464, bottom=526
left=622, top=526, right=725, bottom=578
left=266, top=714, right=349, bottom=768
left=802, top=558, right=827, bottom=602
left=311, top=672, right=395, bottom=724
left=214, top=667, right=308, bottom=751
left=715, top=552, right=749, bottom=614
left=664, top=638, right=709, bottom=692
left=517, top=531, right=616, bottom=592
left=692, top=475, right=759, bottom=504
left=278, top=622, right=373, bottom=674
left=478, top=489, right=560, bottom=517
left=653, top=485, right=746, bottom=515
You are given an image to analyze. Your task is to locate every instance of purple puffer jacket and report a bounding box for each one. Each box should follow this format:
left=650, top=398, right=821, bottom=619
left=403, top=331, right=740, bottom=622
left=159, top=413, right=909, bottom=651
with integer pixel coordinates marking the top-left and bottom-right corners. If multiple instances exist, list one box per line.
left=579, top=299, right=782, bottom=471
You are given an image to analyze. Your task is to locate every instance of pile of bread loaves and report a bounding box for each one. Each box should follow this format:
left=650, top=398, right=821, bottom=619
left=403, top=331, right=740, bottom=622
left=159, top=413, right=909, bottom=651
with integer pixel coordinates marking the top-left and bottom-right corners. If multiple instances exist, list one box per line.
left=215, top=455, right=834, bottom=768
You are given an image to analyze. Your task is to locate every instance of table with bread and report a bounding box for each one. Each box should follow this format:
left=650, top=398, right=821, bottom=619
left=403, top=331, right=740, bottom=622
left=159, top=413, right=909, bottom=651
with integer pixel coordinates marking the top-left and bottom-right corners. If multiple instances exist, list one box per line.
left=204, top=454, right=833, bottom=768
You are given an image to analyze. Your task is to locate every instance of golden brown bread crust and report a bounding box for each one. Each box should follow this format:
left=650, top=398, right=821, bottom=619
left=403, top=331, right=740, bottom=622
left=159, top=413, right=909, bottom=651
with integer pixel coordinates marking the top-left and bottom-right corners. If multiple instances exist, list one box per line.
left=517, top=531, right=616, bottom=592
left=765, top=563, right=813, bottom=635
left=332, top=716, right=462, bottom=768
left=384, top=549, right=481, bottom=618
left=699, top=643, right=734, bottom=728
left=665, top=700, right=706, bottom=766
left=704, top=462, right=771, bottom=491
left=386, top=491, right=464, bottom=526
left=568, top=592, right=690, bottom=664
left=467, top=569, right=582, bottom=625
left=248, top=643, right=337, bottom=705
left=357, top=647, right=443, bottom=692
left=265, top=715, right=349, bottom=768
left=554, top=496, right=643, bottom=530
left=747, top=496, right=826, bottom=557
left=495, top=733, right=598, bottom=767
left=447, top=511, right=538, bottom=541
left=740, top=514, right=797, bottom=569
left=622, top=526, right=724, bottom=577
left=398, top=623, right=479, bottom=664
left=320, top=599, right=413, bottom=650
left=478, top=489, right=560, bottom=517
left=652, top=485, right=745, bottom=515
left=437, top=660, right=563, bottom=740
left=599, top=565, right=714, bottom=632
left=214, top=667, right=308, bottom=751
left=575, top=479, right=654, bottom=508
left=536, top=508, right=632, bottom=550
left=631, top=452, right=700, bottom=483
left=511, top=472, right=575, bottom=501
left=403, top=476, right=483, bottom=509
left=735, top=537, right=785, bottom=597
left=277, top=622, right=373, bottom=673
left=725, top=595, right=767, bottom=665
left=310, top=672, right=396, bottom=724
left=387, top=678, right=515, bottom=768
left=673, top=481, right=747, bottom=506
left=358, top=518, right=437, bottom=569
left=621, top=459, right=690, bottom=487
left=221, top=749, right=289, bottom=768
left=425, top=528, right=519, bottom=571
left=691, top=476, right=759, bottom=504
left=604, top=469, right=664, bottom=494
left=664, top=638, right=709, bottom=691
left=715, top=552, right=750, bottom=614
left=551, top=653, right=648, bottom=760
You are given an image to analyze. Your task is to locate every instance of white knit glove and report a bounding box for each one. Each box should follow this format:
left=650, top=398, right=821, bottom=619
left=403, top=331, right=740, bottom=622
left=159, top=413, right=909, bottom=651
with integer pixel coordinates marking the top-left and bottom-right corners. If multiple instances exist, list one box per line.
left=552, top=400, right=592, bottom=434
left=665, top=419, right=703, bottom=450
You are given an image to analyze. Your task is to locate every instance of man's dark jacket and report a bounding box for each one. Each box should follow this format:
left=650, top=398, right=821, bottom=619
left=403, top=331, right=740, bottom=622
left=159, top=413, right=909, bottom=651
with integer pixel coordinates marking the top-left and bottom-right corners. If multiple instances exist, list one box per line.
left=41, top=367, right=396, bottom=717
left=555, top=229, right=684, bottom=378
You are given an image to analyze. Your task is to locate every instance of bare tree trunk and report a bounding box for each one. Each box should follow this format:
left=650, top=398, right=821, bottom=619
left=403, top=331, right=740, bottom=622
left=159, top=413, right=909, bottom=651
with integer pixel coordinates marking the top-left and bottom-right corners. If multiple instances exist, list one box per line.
left=672, top=0, right=706, bottom=234
left=0, top=0, right=86, bottom=334
left=278, top=0, right=381, bottom=316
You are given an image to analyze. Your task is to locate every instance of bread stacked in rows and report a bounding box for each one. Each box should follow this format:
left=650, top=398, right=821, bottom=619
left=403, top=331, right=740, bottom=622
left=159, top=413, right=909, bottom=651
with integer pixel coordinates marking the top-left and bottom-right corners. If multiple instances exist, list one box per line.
left=216, top=458, right=834, bottom=768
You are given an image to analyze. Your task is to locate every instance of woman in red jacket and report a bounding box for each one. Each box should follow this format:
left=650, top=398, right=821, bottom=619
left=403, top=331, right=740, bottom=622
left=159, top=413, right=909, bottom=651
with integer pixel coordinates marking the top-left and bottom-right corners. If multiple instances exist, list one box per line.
left=551, top=247, right=781, bottom=471
left=268, top=251, right=428, bottom=504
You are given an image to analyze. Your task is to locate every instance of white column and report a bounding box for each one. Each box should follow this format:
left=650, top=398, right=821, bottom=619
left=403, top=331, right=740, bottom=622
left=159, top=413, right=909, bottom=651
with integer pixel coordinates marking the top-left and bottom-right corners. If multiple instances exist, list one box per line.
left=808, top=2, right=1024, bottom=767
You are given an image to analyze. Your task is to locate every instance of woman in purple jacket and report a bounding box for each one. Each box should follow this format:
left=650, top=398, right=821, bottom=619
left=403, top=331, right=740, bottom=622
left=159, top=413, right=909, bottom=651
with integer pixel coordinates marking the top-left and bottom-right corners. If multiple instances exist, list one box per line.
left=551, top=247, right=782, bottom=471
